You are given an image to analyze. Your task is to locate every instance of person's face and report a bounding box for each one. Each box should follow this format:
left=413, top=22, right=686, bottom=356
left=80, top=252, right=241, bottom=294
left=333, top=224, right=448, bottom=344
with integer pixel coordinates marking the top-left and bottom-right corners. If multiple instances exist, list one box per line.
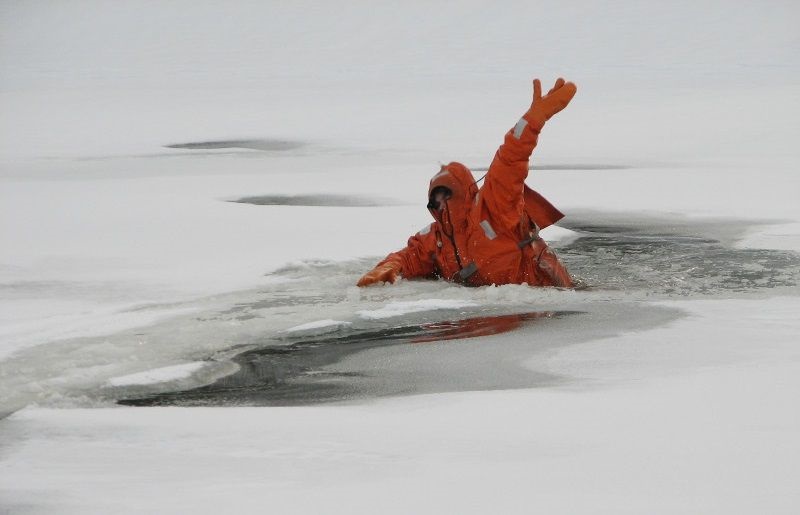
left=432, top=189, right=450, bottom=211
left=428, top=187, right=452, bottom=212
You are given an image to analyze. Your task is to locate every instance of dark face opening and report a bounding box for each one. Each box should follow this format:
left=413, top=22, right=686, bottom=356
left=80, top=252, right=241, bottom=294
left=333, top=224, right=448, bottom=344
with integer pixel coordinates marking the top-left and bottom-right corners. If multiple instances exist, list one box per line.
left=427, top=186, right=452, bottom=211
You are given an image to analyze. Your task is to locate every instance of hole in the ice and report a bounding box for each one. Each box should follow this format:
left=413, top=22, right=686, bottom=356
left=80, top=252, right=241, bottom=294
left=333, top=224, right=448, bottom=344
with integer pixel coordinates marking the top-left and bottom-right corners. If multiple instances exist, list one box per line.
left=111, top=212, right=799, bottom=408
left=558, top=213, right=800, bottom=295
left=117, top=311, right=576, bottom=407
left=165, top=139, right=304, bottom=151
left=229, top=194, right=403, bottom=207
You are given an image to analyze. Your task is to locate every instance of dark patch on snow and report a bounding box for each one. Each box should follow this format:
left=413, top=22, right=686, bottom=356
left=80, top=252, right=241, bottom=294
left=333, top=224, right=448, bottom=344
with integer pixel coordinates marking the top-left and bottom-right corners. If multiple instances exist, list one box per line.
left=229, top=194, right=403, bottom=207
left=165, top=139, right=304, bottom=151
left=471, top=163, right=631, bottom=172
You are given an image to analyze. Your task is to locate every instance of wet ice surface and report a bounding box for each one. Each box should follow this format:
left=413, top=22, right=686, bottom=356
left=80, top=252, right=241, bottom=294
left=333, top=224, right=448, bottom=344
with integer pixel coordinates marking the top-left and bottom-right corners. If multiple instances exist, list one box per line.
left=107, top=212, right=800, bottom=407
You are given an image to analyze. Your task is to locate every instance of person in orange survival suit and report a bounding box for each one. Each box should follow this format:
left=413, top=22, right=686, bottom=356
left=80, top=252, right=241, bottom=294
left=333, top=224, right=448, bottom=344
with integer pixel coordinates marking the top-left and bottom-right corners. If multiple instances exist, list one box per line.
left=357, top=77, right=577, bottom=288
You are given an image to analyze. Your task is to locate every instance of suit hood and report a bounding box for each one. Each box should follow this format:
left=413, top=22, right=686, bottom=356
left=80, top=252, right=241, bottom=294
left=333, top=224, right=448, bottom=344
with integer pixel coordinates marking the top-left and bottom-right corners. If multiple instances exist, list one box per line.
left=427, top=162, right=478, bottom=225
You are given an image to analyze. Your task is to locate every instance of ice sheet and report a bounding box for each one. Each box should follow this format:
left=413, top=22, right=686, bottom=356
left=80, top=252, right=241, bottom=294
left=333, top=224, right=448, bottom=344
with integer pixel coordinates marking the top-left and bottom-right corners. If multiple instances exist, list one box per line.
left=2, top=297, right=798, bottom=515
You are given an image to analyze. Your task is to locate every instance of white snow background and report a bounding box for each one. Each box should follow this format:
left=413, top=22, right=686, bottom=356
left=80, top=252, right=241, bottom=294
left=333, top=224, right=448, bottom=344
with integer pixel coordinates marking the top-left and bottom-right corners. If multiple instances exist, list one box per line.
left=1, top=1, right=799, bottom=513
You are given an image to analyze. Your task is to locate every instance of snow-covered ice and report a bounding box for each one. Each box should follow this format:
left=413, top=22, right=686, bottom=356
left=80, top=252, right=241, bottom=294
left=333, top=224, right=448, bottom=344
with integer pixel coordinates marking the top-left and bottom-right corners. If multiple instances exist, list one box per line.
left=1, top=1, right=799, bottom=513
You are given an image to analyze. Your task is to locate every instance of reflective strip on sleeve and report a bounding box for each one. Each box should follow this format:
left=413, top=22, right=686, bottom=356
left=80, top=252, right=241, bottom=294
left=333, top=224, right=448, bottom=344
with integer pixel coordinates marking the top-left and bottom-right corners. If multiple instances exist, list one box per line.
left=480, top=219, right=497, bottom=240
left=418, top=223, right=432, bottom=235
left=512, top=118, right=528, bottom=139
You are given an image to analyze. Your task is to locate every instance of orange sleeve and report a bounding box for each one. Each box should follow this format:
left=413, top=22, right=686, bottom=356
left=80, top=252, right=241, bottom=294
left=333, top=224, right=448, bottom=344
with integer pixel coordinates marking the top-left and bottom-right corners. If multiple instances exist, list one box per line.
left=478, top=120, right=541, bottom=233
left=375, top=225, right=438, bottom=280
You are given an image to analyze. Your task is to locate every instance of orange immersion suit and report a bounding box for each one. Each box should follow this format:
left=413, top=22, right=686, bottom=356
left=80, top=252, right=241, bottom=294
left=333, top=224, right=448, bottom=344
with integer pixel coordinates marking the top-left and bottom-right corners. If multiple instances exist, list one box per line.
left=357, top=78, right=577, bottom=288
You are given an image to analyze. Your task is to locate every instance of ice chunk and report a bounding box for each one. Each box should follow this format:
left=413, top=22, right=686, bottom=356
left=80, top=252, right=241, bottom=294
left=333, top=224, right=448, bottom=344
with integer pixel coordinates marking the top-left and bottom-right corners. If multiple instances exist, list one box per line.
left=107, top=362, right=207, bottom=387
left=284, top=319, right=352, bottom=332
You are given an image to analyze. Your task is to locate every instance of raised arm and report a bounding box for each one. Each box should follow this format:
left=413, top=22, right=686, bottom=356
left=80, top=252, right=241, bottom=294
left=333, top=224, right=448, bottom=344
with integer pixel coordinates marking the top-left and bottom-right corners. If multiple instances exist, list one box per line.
left=480, top=78, right=577, bottom=229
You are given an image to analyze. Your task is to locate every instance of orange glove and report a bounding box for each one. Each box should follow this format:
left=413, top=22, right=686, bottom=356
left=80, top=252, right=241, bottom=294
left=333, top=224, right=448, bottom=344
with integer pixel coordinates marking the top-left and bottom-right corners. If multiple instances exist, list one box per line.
left=523, top=77, right=577, bottom=131
left=357, top=261, right=402, bottom=287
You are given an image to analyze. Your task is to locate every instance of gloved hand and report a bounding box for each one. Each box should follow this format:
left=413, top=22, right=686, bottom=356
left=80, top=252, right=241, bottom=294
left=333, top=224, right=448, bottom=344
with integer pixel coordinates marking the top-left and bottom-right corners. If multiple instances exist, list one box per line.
left=356, top=261, right=402, bottom=287
left=523, top=77, right=577, bottom=130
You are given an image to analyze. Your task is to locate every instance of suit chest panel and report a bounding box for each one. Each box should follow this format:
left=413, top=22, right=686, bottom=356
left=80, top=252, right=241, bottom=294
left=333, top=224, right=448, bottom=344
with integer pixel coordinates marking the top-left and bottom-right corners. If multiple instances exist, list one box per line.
left=431, top=225, right=467, bottom=281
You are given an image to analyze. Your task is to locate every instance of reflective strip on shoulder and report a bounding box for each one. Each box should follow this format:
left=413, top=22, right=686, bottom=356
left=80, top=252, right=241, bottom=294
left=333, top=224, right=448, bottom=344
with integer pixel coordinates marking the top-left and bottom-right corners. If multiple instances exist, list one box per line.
left=513, top=118, right=528, bottom=139
left=418, top=223, right=432, bottom=235
left=480, top=219, right=497, bottom=240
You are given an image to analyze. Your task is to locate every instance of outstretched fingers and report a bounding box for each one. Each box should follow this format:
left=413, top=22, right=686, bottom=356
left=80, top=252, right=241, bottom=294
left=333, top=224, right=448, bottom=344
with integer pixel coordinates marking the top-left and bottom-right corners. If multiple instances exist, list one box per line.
left=548, top=77, right=565, bottom=95
left=524, top=76, right=577, bottom=125
left=532, top=78, right=542, bottom=105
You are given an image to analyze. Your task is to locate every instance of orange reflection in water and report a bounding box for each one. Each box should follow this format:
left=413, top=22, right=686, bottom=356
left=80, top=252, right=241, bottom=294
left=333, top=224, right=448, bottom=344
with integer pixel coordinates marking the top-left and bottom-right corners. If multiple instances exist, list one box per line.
left=411, top=311, right=555, bottom=344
